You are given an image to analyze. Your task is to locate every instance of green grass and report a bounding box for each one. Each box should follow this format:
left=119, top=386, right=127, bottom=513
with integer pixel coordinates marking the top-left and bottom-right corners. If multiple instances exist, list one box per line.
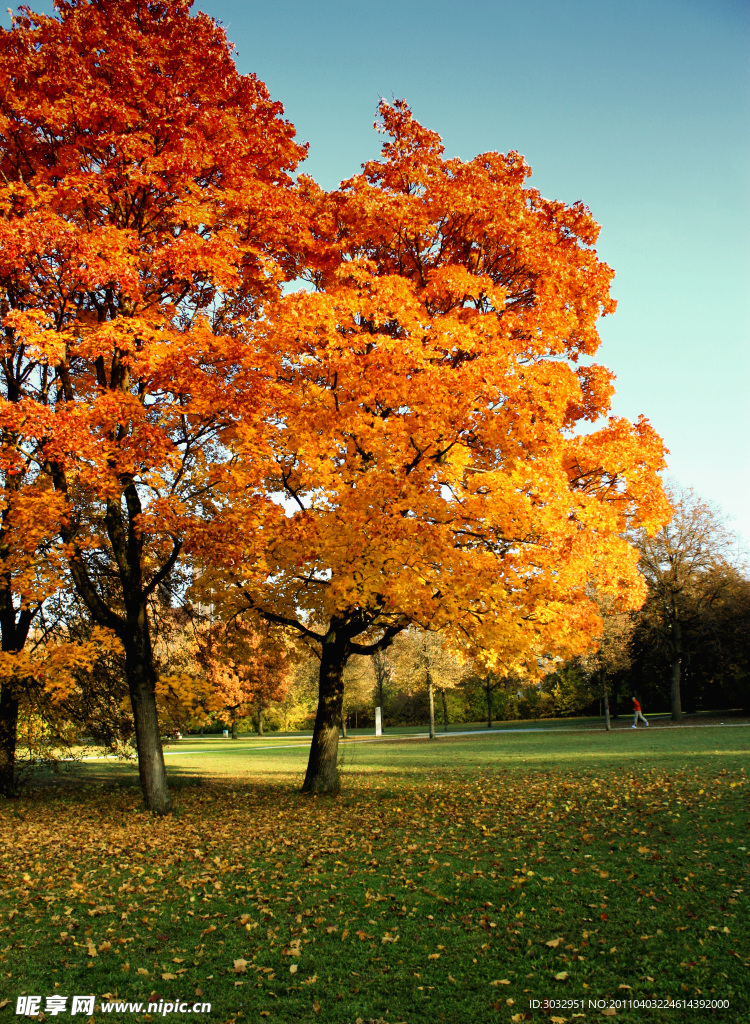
left=2, top=727, right=748, bottom=1024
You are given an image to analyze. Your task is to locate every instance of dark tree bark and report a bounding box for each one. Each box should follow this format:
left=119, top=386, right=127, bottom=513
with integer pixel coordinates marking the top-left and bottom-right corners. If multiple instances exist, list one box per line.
left=428, top=673, right=436, bottom=740
left=302, top=624, right=348, bottom=794
left=299, top=613, right=403, bottom=794
left=55, top=472, right=175, bottom=815
left=340, top=715, right=348, bottom=739
left=0, top=685, right=19, bottom=797
left=231, top=717, right=238, bottom=740
left=0, top=600, right=34, bottom=797
left=441, top=688, right=448, bottom=732
left=123, top=609, right=171, bottom=815
left=602, top=673, right=611, bottom=732
left=257, top=708, right=264, bottom=737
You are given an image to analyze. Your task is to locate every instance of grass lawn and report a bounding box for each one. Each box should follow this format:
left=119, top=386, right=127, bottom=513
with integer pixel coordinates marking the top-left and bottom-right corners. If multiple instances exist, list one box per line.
left=2, top=727, right=748, bottom=1024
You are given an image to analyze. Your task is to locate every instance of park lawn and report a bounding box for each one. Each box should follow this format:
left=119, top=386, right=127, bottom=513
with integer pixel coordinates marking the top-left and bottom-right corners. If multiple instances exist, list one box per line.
left=1, top=728, right=748, bottom=1024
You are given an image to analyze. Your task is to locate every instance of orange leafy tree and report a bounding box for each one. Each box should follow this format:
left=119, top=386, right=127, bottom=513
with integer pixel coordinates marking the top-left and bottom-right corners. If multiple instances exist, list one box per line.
left=197, top=616, right=293, bottom=739
left=234, top=101, right=671, bottom=793
left=0, top=298, right=68, bottom=793
left=0, top=0, right=306, bottom=811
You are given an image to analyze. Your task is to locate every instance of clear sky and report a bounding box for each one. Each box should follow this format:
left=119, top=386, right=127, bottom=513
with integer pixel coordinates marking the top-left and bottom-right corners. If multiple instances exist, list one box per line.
left=5, top=0, right=749, bottom=543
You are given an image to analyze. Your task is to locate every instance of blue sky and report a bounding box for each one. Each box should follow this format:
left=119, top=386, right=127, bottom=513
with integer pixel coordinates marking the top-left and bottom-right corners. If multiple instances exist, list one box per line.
left=5, top=0, right=749, bottom=543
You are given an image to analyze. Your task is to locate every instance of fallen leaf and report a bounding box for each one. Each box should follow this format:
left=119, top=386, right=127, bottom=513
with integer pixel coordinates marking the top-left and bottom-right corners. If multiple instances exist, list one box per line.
left=554, top=970, right=569, bottom=981
left=490, top=979, right=511, bottom=985
left=601, top=1010, right=617, bottom=1017
left=289, top=964, right=298, bottom=974
left=137, top=968, right=149, bottom=976
left=551, top=1017, right=566, bottom=1023
left=546, top=938, right=562, bottom=947
left=161, top=972, right=177, bottom=981
left=98, top=941, right=112, bottom=953
left=428, top=953, right=440, bottom=960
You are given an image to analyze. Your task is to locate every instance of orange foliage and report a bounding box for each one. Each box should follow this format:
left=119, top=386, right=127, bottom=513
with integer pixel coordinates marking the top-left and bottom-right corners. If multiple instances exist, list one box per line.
left=197, top=618, right=293, bottom=732
left=0, top=0, right=306, bottom=809
left=228, top=102, right=671, bottom=790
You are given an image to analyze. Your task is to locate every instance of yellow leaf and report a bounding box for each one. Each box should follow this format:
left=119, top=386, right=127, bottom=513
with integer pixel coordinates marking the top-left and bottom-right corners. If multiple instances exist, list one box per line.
left=490, top=979, right=511, bottom=985
left=98, top=941, right=112, bottom=953
left=161, top=973, right=177, bottom=981
left=546, top=938, right=562, bottom=947
left=428, top=953, right=440, bottom=960
left=233, top=958, right=248, bottom=974
left=638, top=846, right=651, bottom=854
left=137, top=968, right=149, bottom=976
left=554, top=970, right=569, bottom=981
left=551, top=1017, right=566, bottom=1023
left=289, top=964, right=298, bottom=974
left=601, top=1010, right=617, bottom=1017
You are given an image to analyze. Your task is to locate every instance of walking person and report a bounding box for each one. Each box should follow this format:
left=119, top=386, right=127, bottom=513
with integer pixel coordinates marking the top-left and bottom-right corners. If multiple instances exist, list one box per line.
left=632, top=696, right=649, bottom=728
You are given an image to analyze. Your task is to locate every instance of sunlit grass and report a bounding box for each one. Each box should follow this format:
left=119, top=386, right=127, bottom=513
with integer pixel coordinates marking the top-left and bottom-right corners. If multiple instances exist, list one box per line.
left=2, top=726, right=747, bottom=1023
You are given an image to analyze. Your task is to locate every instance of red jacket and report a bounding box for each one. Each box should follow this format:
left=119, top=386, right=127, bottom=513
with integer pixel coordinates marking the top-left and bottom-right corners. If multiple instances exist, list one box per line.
left=633, top=698, right=641, bottom=712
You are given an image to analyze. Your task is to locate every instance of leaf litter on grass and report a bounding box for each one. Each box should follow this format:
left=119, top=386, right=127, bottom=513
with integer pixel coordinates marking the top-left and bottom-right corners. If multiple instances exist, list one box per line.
left=1, top=760, right=747, bottom=1022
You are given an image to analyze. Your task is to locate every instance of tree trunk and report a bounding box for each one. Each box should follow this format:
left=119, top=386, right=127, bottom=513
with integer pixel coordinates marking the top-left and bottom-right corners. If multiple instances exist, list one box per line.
left=124, top=618, right=171, bottom=815
left=0, top=684, right=19, bottom=797
left=341, top=715, right=348, bottom=739
left=441, top=688, right=448, bottom=732
left=257, top=708, right=264, bottom=737
left=378, top=674, right=385, bottom=734
left=231, top=717, right=238, bottom=740
left=428, top=673, right=435, bottom=740
left=670, top=613, right=683, bottom=721
left=486, top=679, right=493, bottom=729
left=302, top=628, right=347, bottom=794
left=602, top=674, right=611, bottom=732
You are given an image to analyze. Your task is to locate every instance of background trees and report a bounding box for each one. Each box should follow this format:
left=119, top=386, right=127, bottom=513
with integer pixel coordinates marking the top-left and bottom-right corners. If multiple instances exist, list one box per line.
left=198, top=616, right=292, bottom=739
left=631, top=489, right=748, bottom=719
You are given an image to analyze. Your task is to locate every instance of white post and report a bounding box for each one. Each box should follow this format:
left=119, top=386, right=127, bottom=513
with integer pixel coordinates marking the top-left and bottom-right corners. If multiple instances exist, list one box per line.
left=375, top=706, right=382, bottom=736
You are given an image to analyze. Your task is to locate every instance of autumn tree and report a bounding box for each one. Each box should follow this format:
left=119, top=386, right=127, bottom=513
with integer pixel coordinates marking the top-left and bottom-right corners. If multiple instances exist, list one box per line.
left=390, top=629, right=469, bottom=736
left=371, top=648, right=393, bottom=733
left=0, top=0, right=306, bottom=810
left=197, top=616, right=292, bottom=739
left=234, top=101, right=670, bottom=793
left=0, top=449, right=66, bottom=793
left=633, top=488, right=745, bottom=720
